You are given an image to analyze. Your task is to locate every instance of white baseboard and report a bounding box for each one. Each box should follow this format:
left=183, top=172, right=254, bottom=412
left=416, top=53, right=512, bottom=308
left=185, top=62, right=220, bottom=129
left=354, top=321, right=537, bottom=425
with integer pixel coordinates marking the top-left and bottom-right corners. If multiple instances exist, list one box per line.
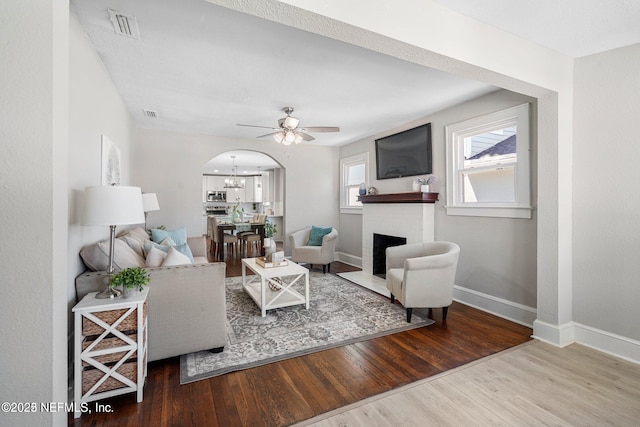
left=532, top=319, right=575, bottom=347
left=533, top=320, right=640, bottom=364
left=335, top=252, right=362, bottom=268
left=453, top=285, right=536, bottom=328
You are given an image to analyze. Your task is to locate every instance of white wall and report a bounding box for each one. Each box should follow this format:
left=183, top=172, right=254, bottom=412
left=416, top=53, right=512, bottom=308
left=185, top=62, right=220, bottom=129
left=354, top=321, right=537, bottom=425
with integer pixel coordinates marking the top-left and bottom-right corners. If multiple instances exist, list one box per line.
left=573, top=43, right=640, bottom=342
left=68, top=10, right=135, bottom=299
left=339, top=90, right=537, bottom=316
left=0, top=1, right=68, bottom=425
left=211, top=0, right=573, bottom=340
left=132, top=128, right=339, bottom=254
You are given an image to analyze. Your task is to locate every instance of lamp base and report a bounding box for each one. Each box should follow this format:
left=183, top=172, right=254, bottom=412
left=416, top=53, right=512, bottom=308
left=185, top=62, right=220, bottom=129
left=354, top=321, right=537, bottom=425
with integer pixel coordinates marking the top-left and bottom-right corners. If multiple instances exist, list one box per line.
left=95, top=287, right=122, bottom=299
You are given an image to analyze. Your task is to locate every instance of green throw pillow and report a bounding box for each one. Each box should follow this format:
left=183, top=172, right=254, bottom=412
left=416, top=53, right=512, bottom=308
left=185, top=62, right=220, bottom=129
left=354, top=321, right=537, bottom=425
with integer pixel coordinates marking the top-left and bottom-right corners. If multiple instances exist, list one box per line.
left=308, top=226, right=332, bottom=246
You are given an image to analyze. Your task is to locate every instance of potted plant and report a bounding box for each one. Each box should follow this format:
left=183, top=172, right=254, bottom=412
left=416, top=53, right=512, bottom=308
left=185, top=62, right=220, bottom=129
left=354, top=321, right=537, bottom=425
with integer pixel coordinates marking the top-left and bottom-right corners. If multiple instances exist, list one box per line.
left=111, top=267, right=151, bottom=298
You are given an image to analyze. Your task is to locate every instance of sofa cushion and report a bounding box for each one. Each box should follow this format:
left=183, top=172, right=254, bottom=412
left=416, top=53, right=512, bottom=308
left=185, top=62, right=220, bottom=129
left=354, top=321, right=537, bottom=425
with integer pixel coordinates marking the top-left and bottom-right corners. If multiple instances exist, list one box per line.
left=80, top=238, right=146, bottom=272
left=146, top=245, right=168, bottom=267
left=162, top=246, right=192, bottom=266
left=308, top=226, right=332, bottom=246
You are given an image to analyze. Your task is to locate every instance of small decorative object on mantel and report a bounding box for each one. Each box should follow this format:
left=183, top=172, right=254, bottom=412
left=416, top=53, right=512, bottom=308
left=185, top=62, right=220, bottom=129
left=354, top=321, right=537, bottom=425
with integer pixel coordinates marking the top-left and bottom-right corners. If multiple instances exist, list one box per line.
left=358, top=182, right=367, bottom=196
left=413, top=175, right=437, bottom=192
left=367, top=186, right=378, bottom=195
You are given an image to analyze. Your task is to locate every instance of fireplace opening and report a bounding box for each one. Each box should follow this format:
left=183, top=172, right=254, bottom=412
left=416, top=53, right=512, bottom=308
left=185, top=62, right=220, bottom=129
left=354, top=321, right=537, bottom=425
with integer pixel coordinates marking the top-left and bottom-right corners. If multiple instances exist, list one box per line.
left=373, top=233, right=407, bottom=279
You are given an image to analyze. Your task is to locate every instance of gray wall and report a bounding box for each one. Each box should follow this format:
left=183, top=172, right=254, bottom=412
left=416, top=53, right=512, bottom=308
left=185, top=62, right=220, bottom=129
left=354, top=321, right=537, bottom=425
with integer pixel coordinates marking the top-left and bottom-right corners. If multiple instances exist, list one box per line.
left=132, top=128, right=340, bottom=254
left=339, top=90, right=537, bottom=309
left=573, top=43, right=640, bottom=341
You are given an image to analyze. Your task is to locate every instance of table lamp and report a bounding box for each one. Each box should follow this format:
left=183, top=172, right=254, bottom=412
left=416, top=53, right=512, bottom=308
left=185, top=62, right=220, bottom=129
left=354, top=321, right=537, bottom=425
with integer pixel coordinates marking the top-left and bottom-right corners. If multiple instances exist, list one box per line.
left=83, top=185, right=145, bottom=299
left=141, top=193, right=160, bottom=230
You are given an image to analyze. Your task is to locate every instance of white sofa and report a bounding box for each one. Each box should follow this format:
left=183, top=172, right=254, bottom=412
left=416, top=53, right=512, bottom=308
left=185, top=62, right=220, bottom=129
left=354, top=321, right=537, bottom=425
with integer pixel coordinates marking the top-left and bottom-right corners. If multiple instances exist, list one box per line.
left=75, top=227, right=227, bottom=361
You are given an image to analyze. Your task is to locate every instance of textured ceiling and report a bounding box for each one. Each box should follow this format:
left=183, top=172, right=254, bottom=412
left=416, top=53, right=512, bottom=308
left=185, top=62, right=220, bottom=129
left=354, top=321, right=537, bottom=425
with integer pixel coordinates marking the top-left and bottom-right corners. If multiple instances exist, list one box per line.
left=71, top=0, right=640, bottom=172
left=435, top=0, right=640, bottom=58
left=70, top=0, right=496, bottom=152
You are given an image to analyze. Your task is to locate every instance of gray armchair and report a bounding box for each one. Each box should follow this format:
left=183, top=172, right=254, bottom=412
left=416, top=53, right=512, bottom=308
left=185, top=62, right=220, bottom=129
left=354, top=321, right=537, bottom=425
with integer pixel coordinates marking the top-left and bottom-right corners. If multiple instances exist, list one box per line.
left=385, top=241, right=460, bottom=322
left=289, top=227, right=338, bottom=273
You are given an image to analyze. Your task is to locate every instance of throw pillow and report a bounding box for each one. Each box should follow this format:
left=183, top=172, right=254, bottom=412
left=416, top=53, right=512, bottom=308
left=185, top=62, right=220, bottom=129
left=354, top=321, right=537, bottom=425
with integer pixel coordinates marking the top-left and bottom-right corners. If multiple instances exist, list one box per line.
left=121, top=235, right=145, bottom=258
left=150, top=236, right=194, bottom=263
left=174, top=242, right=195, bottom=264
left=162, top=246, right=192, bottom=266
left=143, top=241, right=172, bottom=257
left=80, top=239, right=146, bottom=272
left=307, top=226, right=332, bottom=246
left=160, top=237, right=176, bottom=246
left=145, top=245, right=167, bottom=267
left=151, top=226, right=187, bottom=246
left=122, top=226, right=150, bottom=244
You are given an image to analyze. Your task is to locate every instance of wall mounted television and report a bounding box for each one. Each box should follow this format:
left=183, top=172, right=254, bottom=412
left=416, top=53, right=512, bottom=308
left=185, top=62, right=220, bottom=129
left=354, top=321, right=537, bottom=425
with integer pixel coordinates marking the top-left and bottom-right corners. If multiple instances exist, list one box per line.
left=375, top=123, right=432, bottom=180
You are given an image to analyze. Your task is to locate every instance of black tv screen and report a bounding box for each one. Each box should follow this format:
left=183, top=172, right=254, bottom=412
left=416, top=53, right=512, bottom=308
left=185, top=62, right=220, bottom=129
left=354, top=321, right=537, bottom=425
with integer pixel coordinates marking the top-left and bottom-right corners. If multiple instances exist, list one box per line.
left=375, top=123, right=432, bottom=180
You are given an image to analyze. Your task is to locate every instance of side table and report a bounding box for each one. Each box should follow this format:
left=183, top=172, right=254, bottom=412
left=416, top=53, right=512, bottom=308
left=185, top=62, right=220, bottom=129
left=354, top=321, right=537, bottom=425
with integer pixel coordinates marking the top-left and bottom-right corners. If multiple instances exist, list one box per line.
left=72, top=288, right=149, bottom=418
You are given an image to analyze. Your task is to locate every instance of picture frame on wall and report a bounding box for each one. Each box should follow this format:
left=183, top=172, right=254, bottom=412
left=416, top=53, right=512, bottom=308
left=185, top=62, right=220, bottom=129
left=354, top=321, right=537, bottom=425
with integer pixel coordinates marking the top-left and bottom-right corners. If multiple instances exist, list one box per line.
left=101, top=135, right=121, bottom=186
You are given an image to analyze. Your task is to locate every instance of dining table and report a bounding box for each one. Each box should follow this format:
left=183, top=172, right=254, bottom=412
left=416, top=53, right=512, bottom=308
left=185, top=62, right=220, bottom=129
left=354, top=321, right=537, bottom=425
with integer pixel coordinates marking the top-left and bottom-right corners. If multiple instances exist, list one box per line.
left=217, top=221, right=265, bottom=260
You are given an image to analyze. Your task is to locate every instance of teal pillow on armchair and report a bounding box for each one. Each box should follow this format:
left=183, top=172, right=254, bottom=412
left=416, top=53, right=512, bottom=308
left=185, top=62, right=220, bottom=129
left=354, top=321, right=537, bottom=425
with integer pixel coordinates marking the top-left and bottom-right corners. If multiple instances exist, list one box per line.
left=307, top=226, right=332, bottom=246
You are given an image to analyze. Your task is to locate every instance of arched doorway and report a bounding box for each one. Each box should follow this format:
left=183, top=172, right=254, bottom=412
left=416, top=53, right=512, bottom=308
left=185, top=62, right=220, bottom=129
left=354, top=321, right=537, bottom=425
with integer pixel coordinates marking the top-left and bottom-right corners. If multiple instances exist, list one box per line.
left=202, top=150, right=285, bottom=247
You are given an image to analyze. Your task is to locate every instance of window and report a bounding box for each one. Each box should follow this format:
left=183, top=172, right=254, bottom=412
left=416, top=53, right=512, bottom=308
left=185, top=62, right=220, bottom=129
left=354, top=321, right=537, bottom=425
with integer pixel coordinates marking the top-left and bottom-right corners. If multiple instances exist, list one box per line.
left=340, top=152, right=369, bottom=214
left=445, top=103, right=532, bottom=218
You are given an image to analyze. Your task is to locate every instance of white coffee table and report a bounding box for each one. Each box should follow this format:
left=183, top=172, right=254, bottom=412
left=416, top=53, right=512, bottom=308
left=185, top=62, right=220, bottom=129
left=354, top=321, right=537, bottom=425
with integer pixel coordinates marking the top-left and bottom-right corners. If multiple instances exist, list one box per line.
left=241, top=258, right=309, bottom=317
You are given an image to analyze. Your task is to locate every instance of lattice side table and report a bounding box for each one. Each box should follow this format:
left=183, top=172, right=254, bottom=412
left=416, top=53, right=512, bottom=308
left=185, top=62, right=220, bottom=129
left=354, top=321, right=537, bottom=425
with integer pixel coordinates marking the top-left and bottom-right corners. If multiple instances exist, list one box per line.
left=72, top=288, right=148, bottom=418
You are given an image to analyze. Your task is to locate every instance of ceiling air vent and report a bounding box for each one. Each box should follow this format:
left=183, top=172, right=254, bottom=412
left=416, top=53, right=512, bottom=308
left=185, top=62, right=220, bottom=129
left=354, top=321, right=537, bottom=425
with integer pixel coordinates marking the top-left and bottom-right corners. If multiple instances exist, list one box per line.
left=108, top=9, right=140, bottom=39
left=143, top=109, right=158, bottom=118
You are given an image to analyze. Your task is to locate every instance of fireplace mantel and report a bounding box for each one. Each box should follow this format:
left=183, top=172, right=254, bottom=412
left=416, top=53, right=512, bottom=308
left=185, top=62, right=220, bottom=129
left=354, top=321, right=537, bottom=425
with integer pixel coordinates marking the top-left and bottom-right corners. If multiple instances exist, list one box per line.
left=358, top=192, right=439, bottom=204
left=339, top=194, right=436, bottom=297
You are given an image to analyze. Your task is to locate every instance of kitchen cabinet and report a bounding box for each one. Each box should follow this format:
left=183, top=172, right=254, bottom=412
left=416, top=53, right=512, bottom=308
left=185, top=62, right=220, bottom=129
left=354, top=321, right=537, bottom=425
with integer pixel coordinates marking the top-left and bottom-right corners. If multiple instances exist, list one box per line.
left=254, top=176, right=263, bottom=202
left=243, top=177, right=254, bottom=203
left=261, top=171, right=271, bottom=203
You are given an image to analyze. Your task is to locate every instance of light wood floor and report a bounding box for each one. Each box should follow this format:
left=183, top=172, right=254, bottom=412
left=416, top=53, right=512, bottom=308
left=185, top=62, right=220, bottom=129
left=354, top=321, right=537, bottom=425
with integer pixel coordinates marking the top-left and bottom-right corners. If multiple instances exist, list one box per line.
left=299, top=340, right=640, bottom=426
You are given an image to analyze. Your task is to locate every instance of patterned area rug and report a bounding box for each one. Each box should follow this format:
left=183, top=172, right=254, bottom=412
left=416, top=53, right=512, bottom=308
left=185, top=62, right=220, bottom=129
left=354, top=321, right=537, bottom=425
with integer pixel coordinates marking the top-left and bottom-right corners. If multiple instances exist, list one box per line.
left=180, top=272, right=433, bottom=384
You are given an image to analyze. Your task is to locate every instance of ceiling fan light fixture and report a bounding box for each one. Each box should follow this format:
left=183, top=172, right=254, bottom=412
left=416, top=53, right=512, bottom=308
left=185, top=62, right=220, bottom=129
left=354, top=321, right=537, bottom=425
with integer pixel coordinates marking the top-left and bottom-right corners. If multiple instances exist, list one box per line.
left=283, top=115, right=299, bottom=129
left=294, top=133, right=303, bottom=144
left=285, top=130, right=296, bottom=144
left=273, top=131, right=285, bottom=144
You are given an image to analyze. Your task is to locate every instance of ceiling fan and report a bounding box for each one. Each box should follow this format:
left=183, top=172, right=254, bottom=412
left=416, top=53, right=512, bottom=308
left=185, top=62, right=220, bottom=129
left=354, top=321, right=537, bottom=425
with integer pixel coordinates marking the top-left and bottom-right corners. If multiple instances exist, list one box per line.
left=237, top=106, right=340, bottom=145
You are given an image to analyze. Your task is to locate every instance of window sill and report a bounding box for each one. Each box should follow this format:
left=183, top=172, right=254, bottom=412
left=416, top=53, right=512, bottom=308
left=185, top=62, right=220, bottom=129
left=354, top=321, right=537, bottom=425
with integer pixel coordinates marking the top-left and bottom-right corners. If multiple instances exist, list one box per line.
left=445, top=205, right=532, bottom=219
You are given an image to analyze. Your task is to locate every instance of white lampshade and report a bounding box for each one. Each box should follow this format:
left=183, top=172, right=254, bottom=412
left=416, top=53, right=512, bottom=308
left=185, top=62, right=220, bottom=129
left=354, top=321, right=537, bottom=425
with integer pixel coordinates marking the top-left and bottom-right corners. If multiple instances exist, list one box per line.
left=83, top=186, right=145, bottom=226
left=142, top=193, right=160, bottom=212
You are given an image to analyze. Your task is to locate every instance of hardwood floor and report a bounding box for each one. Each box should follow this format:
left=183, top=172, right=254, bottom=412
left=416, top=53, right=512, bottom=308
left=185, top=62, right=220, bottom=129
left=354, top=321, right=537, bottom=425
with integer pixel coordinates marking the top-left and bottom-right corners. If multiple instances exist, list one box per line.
left=68, top=255, right=533, bottom=427
left=302, top=341, right=640, bottom=426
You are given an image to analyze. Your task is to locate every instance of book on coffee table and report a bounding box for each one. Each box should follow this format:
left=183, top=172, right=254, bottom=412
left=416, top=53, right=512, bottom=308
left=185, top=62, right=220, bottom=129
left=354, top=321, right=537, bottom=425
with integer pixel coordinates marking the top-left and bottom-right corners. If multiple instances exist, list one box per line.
left=255, top=257, right=288, bottom=268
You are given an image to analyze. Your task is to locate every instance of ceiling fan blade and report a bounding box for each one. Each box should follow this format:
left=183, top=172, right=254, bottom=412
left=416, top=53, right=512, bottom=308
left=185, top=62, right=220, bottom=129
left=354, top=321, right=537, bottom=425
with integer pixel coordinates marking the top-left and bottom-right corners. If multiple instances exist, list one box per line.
left=237, top=123, right=279, bottom=130
left=256, top=131, right=280, bottom=139
left=299, top=131, right=315, bottom=142
left=301, top=126, right=340, bottom=133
